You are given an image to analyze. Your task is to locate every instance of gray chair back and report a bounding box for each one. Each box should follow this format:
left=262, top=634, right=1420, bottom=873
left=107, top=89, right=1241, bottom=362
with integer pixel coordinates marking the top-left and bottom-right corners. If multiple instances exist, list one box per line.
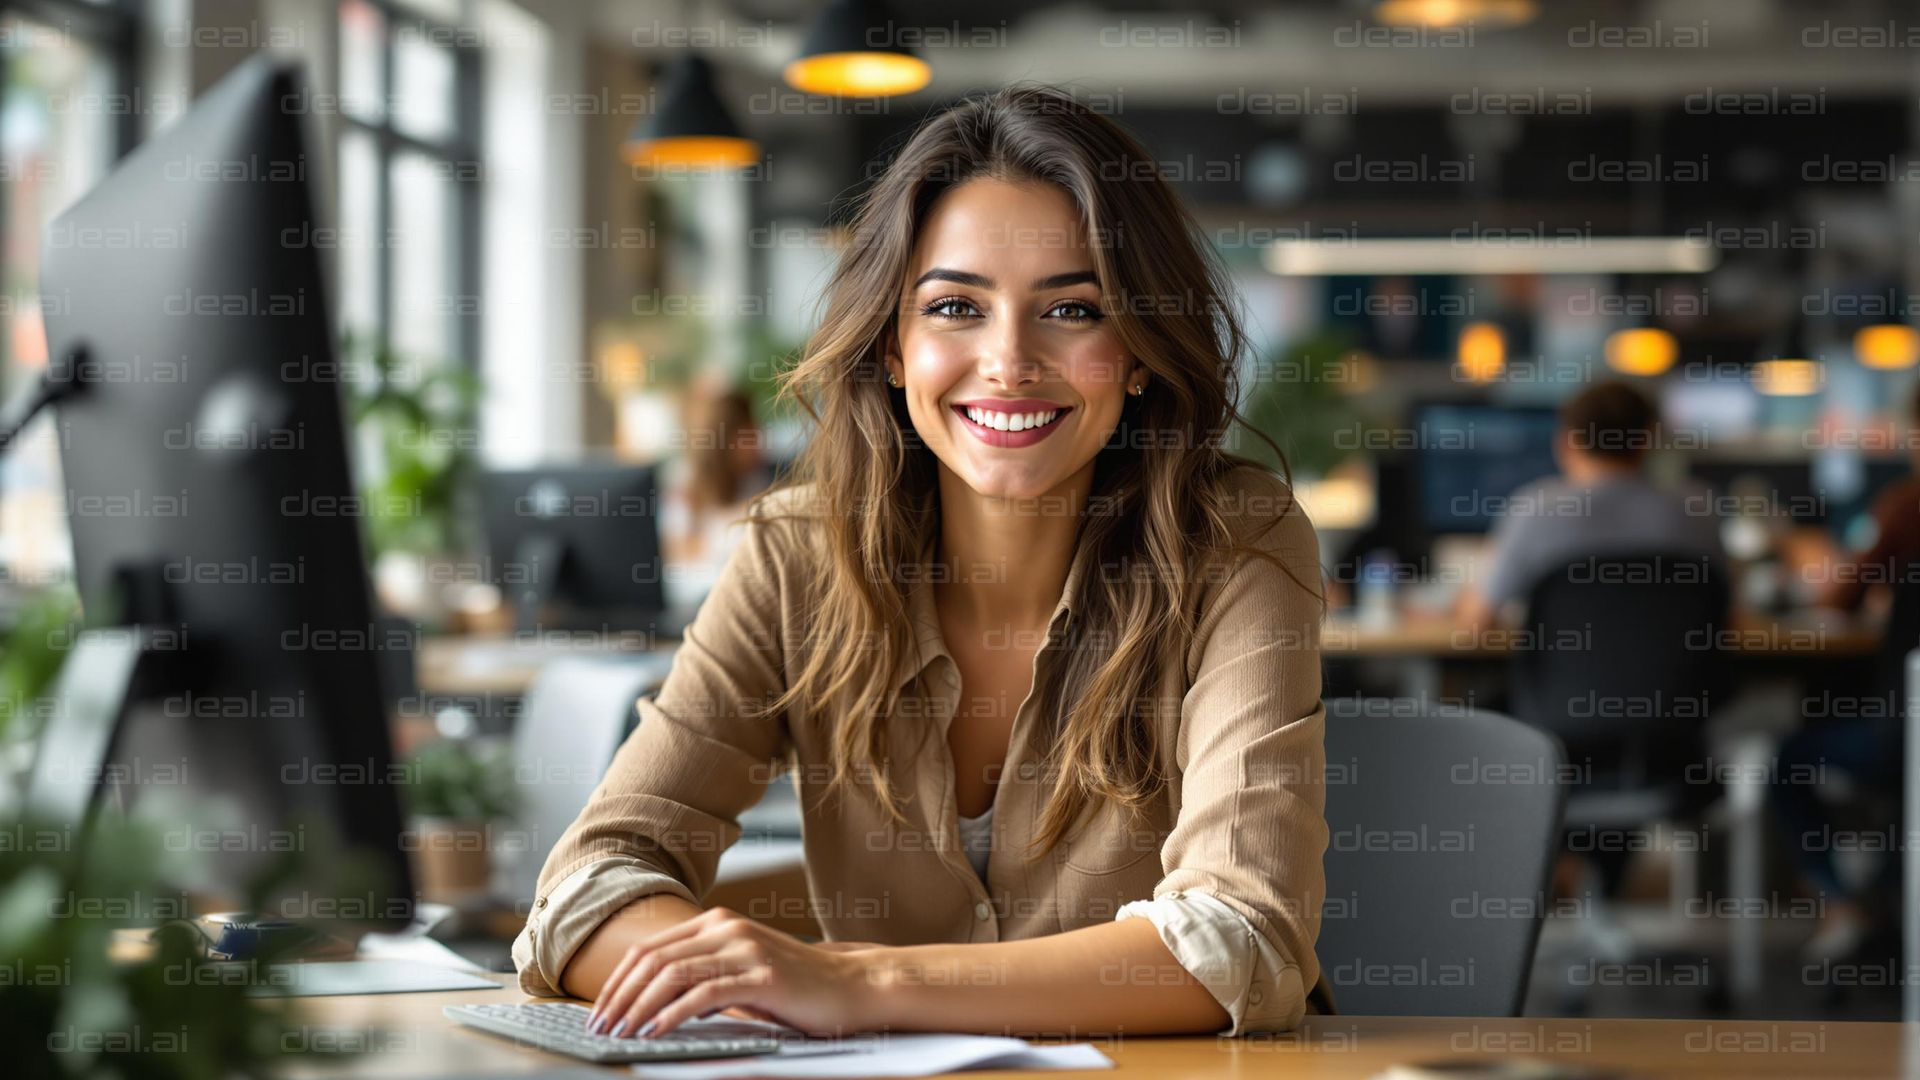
left=508, top=654, right=676, bottom=907
left=1319, top=697, right=1566, bottom=1016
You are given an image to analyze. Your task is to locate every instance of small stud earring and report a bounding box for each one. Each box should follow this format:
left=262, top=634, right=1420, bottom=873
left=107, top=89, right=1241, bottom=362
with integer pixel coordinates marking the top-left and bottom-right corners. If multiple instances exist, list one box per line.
left=887, top=371, right=901, bottom=388
left=1129, top=383, right=1143, bottom=396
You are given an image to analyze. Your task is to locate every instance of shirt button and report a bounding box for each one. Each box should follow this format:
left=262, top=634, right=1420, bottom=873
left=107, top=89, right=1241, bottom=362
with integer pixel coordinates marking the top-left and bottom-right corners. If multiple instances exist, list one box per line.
left=974, top=901, right=993, bottom=921
left=1166, top=890, right=1185, bottom=900
left=536, top=896, right=549, bottom=909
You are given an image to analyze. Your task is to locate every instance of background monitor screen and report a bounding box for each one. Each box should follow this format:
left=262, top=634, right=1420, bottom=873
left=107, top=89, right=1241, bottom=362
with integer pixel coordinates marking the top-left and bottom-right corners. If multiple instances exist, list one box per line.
left=1416, top=403, right=1562, bottom=534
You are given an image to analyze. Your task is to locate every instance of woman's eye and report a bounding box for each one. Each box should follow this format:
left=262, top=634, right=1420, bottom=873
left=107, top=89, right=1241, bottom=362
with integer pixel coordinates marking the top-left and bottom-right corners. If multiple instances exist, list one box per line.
left=921, top=297, right=979, bottom=320
left=1049, top=301, right=1104, bottom=323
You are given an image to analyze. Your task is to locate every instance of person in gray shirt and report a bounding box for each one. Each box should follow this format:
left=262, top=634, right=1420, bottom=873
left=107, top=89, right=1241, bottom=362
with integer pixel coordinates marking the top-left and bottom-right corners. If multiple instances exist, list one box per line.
left=1455, top=380, right=1726, bottom=632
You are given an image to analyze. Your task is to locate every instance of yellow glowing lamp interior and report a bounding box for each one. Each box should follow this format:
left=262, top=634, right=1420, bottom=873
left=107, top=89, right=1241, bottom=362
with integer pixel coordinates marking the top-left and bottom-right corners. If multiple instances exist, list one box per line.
left=1855, top=324, right=1920, bottom=370
left=624, top=136, right=761, bottom=168
left=1605, top=328, right=1678, bottom=377
left=1374, top=0, right=1537, bottom=29
left=1752, top=359, right=1823, bottom=397
left=1456, top=321, right=1506, bottom=383
left=785, top=52, right=930, bottom=97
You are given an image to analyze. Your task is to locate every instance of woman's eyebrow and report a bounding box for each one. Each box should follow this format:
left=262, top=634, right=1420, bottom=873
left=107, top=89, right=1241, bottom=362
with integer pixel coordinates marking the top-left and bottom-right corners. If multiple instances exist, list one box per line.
left=911, top=268, right=1098, bottom=291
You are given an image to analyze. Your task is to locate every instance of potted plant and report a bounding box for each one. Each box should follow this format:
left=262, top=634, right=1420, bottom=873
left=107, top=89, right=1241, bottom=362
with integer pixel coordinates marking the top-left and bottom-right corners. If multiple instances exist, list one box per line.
left=401, top=737, right=519, bottom=908
left=345, top=333, right=483, bottom=627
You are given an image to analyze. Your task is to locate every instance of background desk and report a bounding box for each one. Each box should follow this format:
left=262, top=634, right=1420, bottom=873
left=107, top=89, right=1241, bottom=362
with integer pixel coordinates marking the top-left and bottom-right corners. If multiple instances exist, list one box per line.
left=1323, top=610, right=1881, bottom=659
left=289, top=977, right=1907, bottom=1078
left=417, top=633, right=680, bottom=698
left=418, top=612, right=1880, bottom=699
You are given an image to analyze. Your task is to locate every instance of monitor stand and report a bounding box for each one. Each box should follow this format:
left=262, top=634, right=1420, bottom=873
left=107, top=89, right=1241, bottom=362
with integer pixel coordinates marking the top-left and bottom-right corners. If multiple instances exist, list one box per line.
left=24, top=624, right=170, bottom=825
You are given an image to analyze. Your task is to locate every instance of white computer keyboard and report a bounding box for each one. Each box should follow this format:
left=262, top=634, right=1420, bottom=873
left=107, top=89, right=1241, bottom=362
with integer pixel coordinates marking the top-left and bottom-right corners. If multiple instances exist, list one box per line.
left=443, top=1002, right=784, bottom=1063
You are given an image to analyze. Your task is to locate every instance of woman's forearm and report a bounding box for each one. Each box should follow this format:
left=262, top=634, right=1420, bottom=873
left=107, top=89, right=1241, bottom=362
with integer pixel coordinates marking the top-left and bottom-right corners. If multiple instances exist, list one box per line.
left=864, top=917, right=1230, bottom=1036
left=560, top=892, right=707, bottom=1000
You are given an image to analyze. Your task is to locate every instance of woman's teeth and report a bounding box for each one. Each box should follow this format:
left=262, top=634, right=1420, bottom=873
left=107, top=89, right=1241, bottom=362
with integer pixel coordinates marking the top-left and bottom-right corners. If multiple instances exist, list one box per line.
left=963, top=406, right=1059, bottom=431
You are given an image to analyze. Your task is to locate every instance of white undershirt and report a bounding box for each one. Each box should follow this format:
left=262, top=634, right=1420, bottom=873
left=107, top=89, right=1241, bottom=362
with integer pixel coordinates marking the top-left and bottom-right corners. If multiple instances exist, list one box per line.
left=957, top=805, right=993, bottom=881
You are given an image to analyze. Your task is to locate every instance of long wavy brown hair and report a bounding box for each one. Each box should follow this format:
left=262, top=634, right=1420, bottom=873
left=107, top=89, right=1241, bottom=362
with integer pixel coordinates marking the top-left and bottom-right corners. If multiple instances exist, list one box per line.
left=745, top=84, right=1317, bottom=858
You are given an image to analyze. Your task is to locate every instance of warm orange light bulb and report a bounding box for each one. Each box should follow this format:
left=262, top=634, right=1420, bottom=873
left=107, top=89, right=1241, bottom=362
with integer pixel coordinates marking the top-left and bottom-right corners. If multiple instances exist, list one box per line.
left=623, top=136, right=761, bottom=169
left=1856, top=324, right=1919, bottom=370
left=784, top=53, right=930, bottom=97
left=1374, top=0, right=1537, bottom=29
left=1752, top=359, right=1823, bottom=397
left=1457, top=321, right=1506, bottom=383
left=1605, top=328, right=1678, bottom=376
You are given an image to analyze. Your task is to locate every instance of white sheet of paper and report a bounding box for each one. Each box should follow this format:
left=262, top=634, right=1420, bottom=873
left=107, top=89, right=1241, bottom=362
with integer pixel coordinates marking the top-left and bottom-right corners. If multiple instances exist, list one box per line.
left=627, top=1023, right=1114, bottom=1080
left=356, top=932, right=490, bottom=974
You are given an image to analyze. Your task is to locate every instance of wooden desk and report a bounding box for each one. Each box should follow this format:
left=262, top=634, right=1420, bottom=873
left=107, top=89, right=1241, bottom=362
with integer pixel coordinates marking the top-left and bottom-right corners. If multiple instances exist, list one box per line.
left=1324, top=610, right=1880, bottom=660
left=290, top=979, right=1908, bottom=1078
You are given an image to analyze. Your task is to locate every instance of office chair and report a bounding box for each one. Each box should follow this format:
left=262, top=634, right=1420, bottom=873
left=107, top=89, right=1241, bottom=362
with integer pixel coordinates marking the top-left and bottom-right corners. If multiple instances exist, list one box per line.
left=507, top=652, right=808, bottom=912
left=507, top=655, right=680, bottom=909
left=1319, top=697, right=1566, bottom=1016
left=1510, top=552, right=1734, bottom=1004
left=1512, top=552, right=1730, bottom=824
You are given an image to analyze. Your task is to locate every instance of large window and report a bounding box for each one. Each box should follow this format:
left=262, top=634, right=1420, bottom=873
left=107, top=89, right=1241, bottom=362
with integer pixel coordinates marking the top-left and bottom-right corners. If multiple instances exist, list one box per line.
left=0, top=0, right=134, bottom=583
left=338, top=0, right=481, bottom=369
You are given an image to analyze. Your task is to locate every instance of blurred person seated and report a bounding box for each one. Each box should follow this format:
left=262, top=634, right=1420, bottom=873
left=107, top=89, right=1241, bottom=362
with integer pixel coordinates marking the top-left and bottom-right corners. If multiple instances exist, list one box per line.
left=1771, top=383, right=1920, bottom=964
left=1452, top=380, right=1726, bottom=635
left=1452, top=381, right=1727, bottom=916
left=657, top=380, right=774, bottom=611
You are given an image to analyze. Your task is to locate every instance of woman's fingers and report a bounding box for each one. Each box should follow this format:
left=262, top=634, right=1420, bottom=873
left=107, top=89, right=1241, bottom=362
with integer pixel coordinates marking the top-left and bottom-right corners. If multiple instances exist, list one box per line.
left=645, top=973, right=773, bottom=1040
left=588, top=908, right=748, bottom=1028
left=592, top=932, right=738, bottom=1034
left=608, top=949, right=758, bottom=1038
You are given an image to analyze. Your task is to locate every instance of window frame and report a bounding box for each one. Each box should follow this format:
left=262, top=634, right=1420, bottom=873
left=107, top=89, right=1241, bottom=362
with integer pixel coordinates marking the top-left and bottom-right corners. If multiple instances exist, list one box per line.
left=0, top=0, right=139, bottom=383
left=341, top=0, right=483, bottom=370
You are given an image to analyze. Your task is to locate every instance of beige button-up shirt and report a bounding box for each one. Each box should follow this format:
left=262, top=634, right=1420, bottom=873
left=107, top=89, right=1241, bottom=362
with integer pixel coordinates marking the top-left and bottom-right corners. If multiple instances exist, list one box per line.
left=512, top=464, right=1333, bottom=1031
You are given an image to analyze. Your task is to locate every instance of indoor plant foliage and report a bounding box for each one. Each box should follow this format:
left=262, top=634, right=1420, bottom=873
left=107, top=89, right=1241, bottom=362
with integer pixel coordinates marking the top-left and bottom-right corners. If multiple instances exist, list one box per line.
left=1, top=812, right=321, bottom=1080
left=345, top=333, right=483, bottom=560
left=1237, top=328, right=1381, bottom=482
left=402, top=738, right=519, bottom=904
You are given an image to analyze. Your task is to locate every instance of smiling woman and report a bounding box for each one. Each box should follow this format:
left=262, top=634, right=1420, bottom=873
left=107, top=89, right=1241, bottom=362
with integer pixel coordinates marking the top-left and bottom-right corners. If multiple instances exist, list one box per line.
left=512, top=84, right=1330, bottom=1042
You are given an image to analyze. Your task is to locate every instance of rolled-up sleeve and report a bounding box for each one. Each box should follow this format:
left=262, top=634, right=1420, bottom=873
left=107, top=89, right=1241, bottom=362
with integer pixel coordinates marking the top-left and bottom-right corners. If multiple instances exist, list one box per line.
left=511, top=504, right=796, bottom=997
left=512, top=860, right=697, bottom=996
left=1145, top=480, right=1327, bottom=1033
left=1115, top=891, right=1298, bottom=1034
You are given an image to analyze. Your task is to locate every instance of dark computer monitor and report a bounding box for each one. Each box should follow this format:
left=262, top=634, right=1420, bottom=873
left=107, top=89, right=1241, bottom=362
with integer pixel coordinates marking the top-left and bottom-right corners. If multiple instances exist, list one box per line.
left=1415, top=403, right=1562, bottom=534
left=29, top=55, right=412, bottom=930
left=1689, top=456, right=1913, bottom=532
left=480, top=463, right=674, bottom=634
left=1689, top=460, right=1821, bottom=524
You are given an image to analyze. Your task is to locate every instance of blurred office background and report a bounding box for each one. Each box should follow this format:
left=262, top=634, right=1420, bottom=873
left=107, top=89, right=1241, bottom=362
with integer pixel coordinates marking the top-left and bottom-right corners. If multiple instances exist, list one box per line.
left=8, top=0, right=1920, bottom=1022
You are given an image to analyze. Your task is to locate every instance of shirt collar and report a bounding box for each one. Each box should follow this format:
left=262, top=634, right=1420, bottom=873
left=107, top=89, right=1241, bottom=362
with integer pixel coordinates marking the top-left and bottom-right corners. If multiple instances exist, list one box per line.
left=891, top=521, right=1095, bottom=694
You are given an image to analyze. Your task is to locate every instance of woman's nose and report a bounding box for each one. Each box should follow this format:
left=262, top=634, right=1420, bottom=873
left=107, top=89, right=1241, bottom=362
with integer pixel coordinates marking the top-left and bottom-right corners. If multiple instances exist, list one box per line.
left=975, top=317, right=1039, bottom=387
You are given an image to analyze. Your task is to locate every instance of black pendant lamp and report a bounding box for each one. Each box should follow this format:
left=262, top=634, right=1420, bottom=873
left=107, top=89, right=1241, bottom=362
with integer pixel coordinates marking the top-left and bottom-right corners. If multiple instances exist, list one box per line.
left=785, top=0, right=930, bottom=97
left=625, top=54, right=760, bottom=169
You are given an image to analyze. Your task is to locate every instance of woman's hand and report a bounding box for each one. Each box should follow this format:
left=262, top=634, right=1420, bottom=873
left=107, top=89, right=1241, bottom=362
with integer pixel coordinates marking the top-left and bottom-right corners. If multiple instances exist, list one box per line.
left=584, top=907, right=889, bottom=1039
